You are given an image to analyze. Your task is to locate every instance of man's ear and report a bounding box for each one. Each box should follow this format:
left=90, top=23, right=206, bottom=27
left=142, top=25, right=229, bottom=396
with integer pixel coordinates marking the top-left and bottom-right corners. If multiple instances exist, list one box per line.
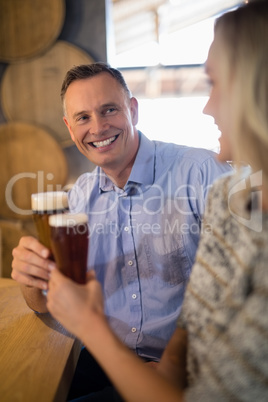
left=130, top=97, right=139, bottom=126
left=63, top=116, right=75, bottom=142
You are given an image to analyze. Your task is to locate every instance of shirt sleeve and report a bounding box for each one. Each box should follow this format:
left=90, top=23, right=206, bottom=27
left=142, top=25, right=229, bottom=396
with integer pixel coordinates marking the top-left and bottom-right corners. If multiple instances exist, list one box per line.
left=195, top=155, right=232, bottom=218
left=176, top=173, right=227, bottom=331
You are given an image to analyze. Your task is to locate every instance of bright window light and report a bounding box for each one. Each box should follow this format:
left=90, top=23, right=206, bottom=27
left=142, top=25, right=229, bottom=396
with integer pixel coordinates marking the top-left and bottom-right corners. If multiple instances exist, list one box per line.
left=136, top=97, right=220, bottom=151
left=113, top=16, right=215, bottom=68
left=112, top=3, right=239, bottom=151
left=159, top=17, right=215, bottom=65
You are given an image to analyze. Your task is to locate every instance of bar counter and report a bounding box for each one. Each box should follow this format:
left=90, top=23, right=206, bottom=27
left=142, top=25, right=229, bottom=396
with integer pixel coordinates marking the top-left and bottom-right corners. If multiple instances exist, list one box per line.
left=0, top=278, right=81, bottom=401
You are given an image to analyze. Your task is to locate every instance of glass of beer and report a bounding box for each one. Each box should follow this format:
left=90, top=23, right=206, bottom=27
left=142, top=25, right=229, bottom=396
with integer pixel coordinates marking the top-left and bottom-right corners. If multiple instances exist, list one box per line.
left=31, top=191, right=69, bottom=257
left=49, top=213, right=89, bottom=284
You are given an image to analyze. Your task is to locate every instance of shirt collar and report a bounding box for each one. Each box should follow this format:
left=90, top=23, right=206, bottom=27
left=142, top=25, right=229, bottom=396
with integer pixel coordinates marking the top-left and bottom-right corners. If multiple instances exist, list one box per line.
left=99, top=132, right=155, bottom=192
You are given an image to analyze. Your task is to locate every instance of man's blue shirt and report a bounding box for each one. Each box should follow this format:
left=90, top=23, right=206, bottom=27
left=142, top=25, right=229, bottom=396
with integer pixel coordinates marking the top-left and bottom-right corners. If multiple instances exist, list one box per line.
left=68, top=132, right=232, bottom=360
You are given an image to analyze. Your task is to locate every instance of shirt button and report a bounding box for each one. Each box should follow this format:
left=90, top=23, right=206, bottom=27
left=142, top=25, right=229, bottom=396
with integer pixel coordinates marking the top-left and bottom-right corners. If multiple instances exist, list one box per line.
left=124, top=226, right=129, bottom=232
left=128, top=260, right=133, bottom=266
left=132, top=294, right=137, bottom=299
left=131, top=327, right=137, bottom=333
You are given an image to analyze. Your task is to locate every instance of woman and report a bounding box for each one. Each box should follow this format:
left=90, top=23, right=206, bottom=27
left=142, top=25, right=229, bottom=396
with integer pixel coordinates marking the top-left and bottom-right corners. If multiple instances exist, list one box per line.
left=47, top=1, right=268, bottom=400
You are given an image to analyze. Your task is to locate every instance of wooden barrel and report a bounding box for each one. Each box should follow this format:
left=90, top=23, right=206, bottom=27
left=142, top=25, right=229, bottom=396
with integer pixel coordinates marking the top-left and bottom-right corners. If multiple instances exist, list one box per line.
left=1, top=41, right=94, bottom=147
left=0, top=220, right=28, bottom=278
left=0, top=122, right=68, bottom=220
left=0, top=0, right=65, bottom=62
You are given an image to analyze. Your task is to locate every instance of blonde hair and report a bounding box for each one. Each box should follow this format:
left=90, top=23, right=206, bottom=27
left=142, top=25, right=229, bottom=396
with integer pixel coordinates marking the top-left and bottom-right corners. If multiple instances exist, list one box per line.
left=215, top=1, right=268, bottom=181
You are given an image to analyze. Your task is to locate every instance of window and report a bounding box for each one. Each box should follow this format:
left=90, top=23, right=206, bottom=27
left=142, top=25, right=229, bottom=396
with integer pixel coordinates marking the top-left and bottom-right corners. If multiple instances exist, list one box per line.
left=110, top=0, right=245, bottom=150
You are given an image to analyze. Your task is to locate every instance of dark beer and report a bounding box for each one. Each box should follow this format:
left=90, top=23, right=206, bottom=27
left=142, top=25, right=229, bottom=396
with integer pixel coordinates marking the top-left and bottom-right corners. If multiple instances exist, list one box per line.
left=31, top=192, right=69, bottom=253
left=49, top=213, right=89, bottom=284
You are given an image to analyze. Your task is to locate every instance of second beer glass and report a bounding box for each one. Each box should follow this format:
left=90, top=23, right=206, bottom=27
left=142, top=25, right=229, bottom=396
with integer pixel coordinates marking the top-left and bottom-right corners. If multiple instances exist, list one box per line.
left=49, top=213, right=89, bottom=284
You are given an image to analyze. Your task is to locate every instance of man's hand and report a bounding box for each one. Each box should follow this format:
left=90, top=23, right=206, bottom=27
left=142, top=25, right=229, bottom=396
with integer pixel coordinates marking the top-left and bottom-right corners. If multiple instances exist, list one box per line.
left=12, top=236, right=54, bottom=291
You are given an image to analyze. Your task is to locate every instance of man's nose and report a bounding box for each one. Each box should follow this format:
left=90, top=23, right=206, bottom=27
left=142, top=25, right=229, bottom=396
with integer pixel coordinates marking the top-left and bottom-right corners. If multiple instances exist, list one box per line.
left=90, top=114, right=108, bottom=135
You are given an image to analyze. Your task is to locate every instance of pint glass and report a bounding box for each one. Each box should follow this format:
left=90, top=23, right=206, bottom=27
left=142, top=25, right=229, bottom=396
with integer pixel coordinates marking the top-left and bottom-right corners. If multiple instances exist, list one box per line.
left=49, top=213, right=89, bottom=284
left=31, top=191, right=69, bottom=255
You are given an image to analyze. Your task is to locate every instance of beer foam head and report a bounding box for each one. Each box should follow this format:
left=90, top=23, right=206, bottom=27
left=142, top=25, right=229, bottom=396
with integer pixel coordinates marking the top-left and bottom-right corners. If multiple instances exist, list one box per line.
left=31, top=191, right=69, bottom=212
left=49, top=213, right=88, bottom=227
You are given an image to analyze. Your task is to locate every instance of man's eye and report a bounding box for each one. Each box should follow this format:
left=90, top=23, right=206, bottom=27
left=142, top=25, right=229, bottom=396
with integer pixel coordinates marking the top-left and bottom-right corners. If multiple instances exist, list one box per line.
left=78, top=115, right=88, bottom=121
left=105, top=107, right=116, bottom=114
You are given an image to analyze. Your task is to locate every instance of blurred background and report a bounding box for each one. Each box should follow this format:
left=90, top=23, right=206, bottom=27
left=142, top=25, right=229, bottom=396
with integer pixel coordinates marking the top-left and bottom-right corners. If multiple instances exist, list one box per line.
left=0, top=0, right=244, bottom=276
left=112, top=0, right=244, bottom=151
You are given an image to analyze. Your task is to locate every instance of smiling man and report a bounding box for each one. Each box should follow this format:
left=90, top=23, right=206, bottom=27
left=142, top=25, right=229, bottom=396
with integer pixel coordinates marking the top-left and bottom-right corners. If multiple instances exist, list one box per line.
left=12, top=63, right=232, bottom=401
left=62, top=70, right=140, bottom=189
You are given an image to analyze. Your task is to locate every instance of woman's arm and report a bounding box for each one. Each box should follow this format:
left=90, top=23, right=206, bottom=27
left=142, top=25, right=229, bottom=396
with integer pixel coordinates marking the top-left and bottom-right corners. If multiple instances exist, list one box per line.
left=47, top=269, right=187, bottom=402
left=85, top=317, right=185, bottom=402
left=157, top=327, right=188, bottom=390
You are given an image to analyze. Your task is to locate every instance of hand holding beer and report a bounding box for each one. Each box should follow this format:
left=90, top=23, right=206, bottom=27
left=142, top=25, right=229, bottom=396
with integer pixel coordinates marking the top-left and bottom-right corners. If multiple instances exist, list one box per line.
left=31, top=191, right=69, bottom=257
left=49, top=213, right=89, bottom=284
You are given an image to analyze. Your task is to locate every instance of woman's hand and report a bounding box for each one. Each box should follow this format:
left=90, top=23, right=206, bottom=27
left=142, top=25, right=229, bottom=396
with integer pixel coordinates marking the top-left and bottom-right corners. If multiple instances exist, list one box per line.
left=46, top=268, right=105, bottom=339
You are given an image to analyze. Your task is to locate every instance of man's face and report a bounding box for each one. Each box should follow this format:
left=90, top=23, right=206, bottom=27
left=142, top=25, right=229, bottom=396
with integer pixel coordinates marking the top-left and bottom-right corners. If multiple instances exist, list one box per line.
left=63, top=72, right=139, bottom=173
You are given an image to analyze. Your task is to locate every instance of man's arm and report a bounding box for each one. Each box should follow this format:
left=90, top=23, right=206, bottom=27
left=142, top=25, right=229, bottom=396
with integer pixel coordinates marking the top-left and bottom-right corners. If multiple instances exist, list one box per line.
left=12, top=236, right=54, bottom=313
left=19, top=284, right=48, bottom=313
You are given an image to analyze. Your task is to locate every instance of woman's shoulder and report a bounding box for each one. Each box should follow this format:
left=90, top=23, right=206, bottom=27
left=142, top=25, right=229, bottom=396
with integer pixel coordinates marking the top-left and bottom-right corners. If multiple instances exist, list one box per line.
left=206, top=166, right=251, bottom=209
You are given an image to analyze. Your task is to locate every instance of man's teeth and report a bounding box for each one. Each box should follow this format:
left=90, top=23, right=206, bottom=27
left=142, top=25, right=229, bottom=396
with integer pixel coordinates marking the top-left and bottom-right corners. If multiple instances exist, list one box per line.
left=93, top=136, right=116, bottom=148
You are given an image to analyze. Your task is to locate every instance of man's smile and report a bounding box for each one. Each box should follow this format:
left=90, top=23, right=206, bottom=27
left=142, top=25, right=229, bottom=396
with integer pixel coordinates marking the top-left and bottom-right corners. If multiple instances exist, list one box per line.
left=89, top=134, right=119, bottom=148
